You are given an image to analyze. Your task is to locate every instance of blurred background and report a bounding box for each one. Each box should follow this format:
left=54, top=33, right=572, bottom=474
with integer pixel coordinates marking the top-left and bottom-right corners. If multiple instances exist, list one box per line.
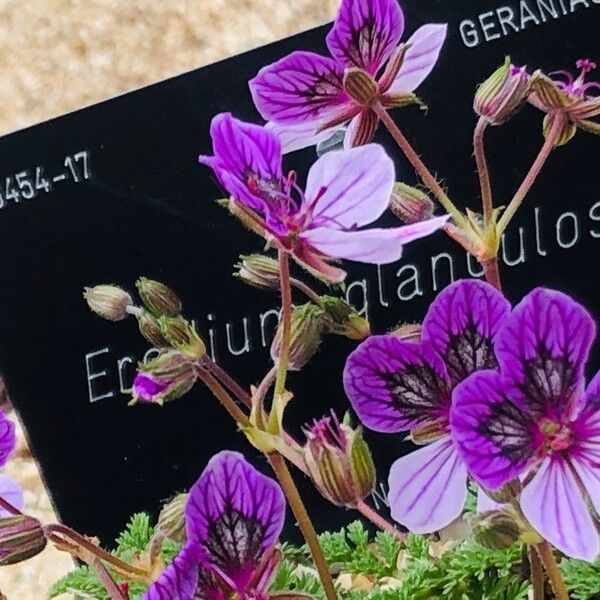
left=0, top=0, right=337, bottom=596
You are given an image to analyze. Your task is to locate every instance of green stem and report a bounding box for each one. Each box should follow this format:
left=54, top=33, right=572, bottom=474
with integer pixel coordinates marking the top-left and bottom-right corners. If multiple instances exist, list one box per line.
left=473, top=117, right=494, bottom=225
left=535, top=541, right=570, bottom=600
left=372, top=101, right=468, bottom=229
left=529, top=545, right=545, bottom=600
left=496, top=113, right=564, bottom=236
left=274, top=250, right=292, bottom=398
left=268, top=452, right=338, bottom=600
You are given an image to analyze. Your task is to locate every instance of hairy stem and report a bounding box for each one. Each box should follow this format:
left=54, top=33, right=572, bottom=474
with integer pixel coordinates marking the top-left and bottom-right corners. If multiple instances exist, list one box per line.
left=291, top=277, right=322, bottom=305
left=44, top=524, right=148, bottom=579
left=274, top=250, right=292, bottom=398
left=268, top=452, right=338, bottom=600
left=474, top=118, right=494, bottom=225
left=482, top=257, right=502, bottom=292
left=530, top=545, right=545, bottom=600
left=92, top=558, right=128, bottom=600
left=496, top=113, right=564, bottom=236
left=535, top=541, right=570, bottom=600
left=205, top=359, right=252, bottom=408
left=197, top=369, right=249, bottom=427
left=372, top=101, right=468, bottom=229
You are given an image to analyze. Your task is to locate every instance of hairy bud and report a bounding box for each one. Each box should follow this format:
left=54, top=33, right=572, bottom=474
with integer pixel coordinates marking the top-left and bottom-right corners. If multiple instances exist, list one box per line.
left=343, top=68, right=378, bottom=106
left=159, top=316, right=206, bottom=360
left=84, top=285, right=132, bottom=321
left=136, top=277, right=182, bottom=317
left=271, top=303, right=329, bottom=370
left=472, top=510, right=522, bottom=550
left=304, top=413, right=376, bottom=507
left=389, top=183, right=435, bottom=224
left=320, top=296, right=370, bottom=340
left=0, top=514, right=47, bottom=566
left=157, top=493, right=188, bottom=543
left=235, top=254, right=280, bottom=290
left=474, top=58, right=530, bottom=125
left=483, top=479, right=522, bottom=504
left=131, top=350, right=197, bottom=405
left=136, top=309, right=169, bottom=348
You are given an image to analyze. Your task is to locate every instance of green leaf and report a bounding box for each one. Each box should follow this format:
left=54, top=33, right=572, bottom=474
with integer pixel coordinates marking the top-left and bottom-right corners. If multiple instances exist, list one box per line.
left=115, top=512, right=154, bottom=557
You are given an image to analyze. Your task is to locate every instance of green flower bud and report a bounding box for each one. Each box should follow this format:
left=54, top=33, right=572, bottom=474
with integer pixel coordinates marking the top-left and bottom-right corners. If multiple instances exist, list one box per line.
left=0, top=514, right=47, bottom=566
left=158, top=316, right=206, bottom=360
left=474, top=57, right=530, bottom=125
left=83, top=285, right=132, bottom=321
left=136, top=309, right=169, bottom=348
left=136, top=277, right=182, bottom=316
left=270, top=303, right=329, bottom=371
left=234, top=254, right=280, bottom=290
left=473, top=510, right=522, bottom=550
left=157, top=493, right=188, bottom=543
left=483, top=479, right=522, bottom=504
left=303, top=412, right=376, bottom=508
left=131, top=349, right=197, bottom=405
left=389, top=183, right=435, bottom=224
left=320, top=296, right=370, bottom=340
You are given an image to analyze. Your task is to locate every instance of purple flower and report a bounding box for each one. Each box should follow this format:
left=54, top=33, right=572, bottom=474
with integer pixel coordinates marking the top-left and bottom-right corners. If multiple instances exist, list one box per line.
left=132, top=373, right=170, bottom=403
left=144, top=451, right=286, bottom=600
left=249, top=0, right=447, bottom=152
left=450, top=288, right=600, bottom=561
left=0, top=411, right=23, bottom=516
left=343, top=279, right=510, bottom=532
left=200, top=113, right=448, bottom=283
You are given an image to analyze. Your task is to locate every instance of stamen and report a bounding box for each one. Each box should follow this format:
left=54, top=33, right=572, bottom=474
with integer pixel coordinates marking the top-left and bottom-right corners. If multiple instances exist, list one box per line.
left=576, top=58, right=597, bottom=75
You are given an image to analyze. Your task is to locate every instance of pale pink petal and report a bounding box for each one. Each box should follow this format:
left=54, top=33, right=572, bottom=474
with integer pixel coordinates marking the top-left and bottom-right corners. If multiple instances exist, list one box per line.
left=0, top=475, right=23, bottom=516
left=326, top=0, right=404, bottom=75
left=305, top=144, right=394, bottom=229
left=249, top=51, right=349, bottom=124
left=388, top=24, right=448, bottom=93
left=265, top=121, right=342, bottom=154
left=521, top=457, right=599, bottom=561
left=388, top=437, right=468, bottom=533
left=476, top=489, right=503, bottom=513
left=342, top=115, right=362, bottom=149
left=302, top=215, right=449, bottom=264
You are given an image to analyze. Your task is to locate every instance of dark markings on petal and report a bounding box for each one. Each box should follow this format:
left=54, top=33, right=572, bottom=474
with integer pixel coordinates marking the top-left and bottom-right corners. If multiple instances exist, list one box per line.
left=384, top=363, right=450, bottom=424
left=480, top=400, right=536, bottom=465
left=445, top=324, right=498, bottom=385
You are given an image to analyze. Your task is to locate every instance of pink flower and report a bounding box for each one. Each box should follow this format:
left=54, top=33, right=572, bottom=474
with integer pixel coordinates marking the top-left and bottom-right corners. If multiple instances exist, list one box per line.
left=199, top=113, right=448, bottom=283
left=249, top=0, right=447, bottom=152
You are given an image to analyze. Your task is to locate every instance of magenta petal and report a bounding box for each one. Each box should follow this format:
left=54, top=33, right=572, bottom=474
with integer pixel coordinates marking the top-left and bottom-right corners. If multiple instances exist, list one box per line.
left=185, top=451, right=285, bottom=590
left=496, top=288, right=596, bottom=419
left=326, top=0, right=404, bottom=75
left=451, top=371, right=535, bottom=490
left=343, top=334, right=450, bottom=433
left=388, top=24, right=448, bottom=93
left=388, top=437, right=468, bottom=533
left=302, top=215, right=449, bottom=264
left=422, top=278, right=510, bottom=386
left=143, top=542, right=201, bottom=600
left=265, top=121, right=342, bottom=154
left=0, top=475, right=24, bottom=516
left=305, top=144, right=394, bottom=229
left=249, top=51, right=349, bottom=124
left=199, top=113, right=283, bottom=215
left=0, top=411, right=15, bottom=468
left=521, top=457, right=599, bottom=561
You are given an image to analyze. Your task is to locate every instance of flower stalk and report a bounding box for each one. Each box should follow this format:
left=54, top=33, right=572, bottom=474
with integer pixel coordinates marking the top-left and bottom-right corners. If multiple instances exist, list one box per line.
left=529, top=545, right=545, bottom=600
left=274, top=250, right=292, bottom=398
left=535, top=541, right=570, bottom=600
left=473, top=118, right=494, bottom=225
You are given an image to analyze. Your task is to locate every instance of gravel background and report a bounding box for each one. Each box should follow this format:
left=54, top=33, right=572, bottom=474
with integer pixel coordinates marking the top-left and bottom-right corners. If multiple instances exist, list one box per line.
left=0, top=1, right=337, bottom=597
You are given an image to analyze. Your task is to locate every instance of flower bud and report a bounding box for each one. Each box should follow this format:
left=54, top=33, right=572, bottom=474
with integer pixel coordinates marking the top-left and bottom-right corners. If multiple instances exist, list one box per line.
left=136, top=309, right=169, bottom=348
left=303, top=412, right=376, bottom=507
left=84, top=285, right=132, bottom=321
left=410, top=418, right=447, bottom=445
left=390, top=323, right=421, bottom=342
left=389, top=183, right=435, bottom=224
left=483, top=479, right=522, bottom=504
left=343, top=68, right=378, bottom=106
left=158, top=316, right=206, bottom=360
left=474, top=58, right=530, bottom=125
left=136, top=277, right=182, bottom=317
left=0, top=514, right=47, bottom=566
left=156, top=493, right=188, bottom=543
left=131, top=350, right=197, bottom=405
left=320, top=296, right=370, bottom=340
left=472, top=510, right=522, bottom=550
left=235, top=254, right=280, bottom=290
left=270, top=303, right=328, bottom=371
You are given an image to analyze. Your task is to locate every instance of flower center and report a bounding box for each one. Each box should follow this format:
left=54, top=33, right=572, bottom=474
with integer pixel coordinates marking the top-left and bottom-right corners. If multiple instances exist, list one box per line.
left=539, top=419, right=573, bottom=454
left=551, top=58, right=599, bottom=99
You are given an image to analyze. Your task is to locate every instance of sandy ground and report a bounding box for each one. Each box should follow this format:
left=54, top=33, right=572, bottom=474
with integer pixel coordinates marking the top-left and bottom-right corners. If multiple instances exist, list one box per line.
left=0, top=1, right=338, bottom=597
